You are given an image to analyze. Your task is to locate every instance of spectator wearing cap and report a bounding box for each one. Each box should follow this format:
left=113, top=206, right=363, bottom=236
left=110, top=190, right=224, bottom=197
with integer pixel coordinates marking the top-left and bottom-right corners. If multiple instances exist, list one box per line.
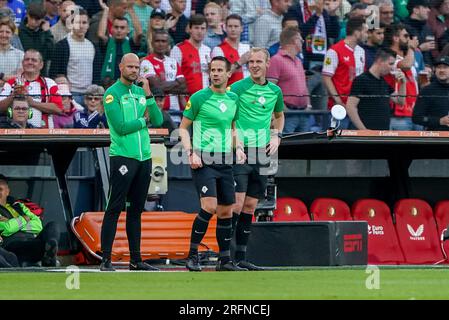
left=49, top=8, right=101, bottom=105
left=166, top=0, right=189, bottom=44
left=0, top=19, right=24, bottom=79
left=403, top=0, right=435, bottom=64
left=50, top=1, right=76, bottom=43
left=18, top=2, right=54, bottom=75
left=0, top=7, right=24, bottom=51
left=74, top=84, right=107, bottom=128
left=143, top=8, right=175, bottom=55
left=126, top=0, right=153, bottom=40
left=140, top=29, right=186, bottom=124
left=203, top=2, right=225, bottom=50
left=413, top=56, right=449, bottom=130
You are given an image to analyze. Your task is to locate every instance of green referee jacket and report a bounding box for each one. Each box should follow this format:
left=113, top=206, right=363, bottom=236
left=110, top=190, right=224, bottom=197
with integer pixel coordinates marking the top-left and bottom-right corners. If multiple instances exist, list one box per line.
left=104, top=80, right=164, bottom=161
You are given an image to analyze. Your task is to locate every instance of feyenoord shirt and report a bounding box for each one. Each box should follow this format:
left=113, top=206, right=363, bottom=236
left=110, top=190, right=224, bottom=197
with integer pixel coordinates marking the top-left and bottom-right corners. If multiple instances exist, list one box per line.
left=211, top=40, right=250, bottom=85
left=322, top=40, right=365, bottom=109
left=0, top=76, right=63, bottom=128
left=183, top=87, right=239, bottom=153
left=230, top=77, right=284, bottom=148
left=170, top=40, right=211, bottom=96
left=140, top=53, right=184, bottom=111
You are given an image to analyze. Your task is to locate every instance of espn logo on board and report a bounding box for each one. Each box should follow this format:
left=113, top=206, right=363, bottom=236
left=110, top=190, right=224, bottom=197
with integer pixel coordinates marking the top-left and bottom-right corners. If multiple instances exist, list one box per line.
left=343, top=234, right=363, bottom=253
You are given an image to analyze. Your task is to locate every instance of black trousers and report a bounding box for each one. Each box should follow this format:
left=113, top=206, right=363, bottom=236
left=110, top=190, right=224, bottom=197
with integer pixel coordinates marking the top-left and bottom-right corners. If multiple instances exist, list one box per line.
left=0, top=247, right=18, bottom=268
left=2, top=221, right=59, bottom=264
left=100, top=156, right=152, bottom=262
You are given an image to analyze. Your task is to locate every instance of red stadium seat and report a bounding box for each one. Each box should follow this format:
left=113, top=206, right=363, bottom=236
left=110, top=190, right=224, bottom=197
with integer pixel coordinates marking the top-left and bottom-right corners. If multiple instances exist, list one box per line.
left=433, top=201, right=449, bottom=261
left=273, top=197, right=310, bottom=221
left=310, top=198, right=352, bottom=221
left=394, top=199, right=444, bottom=264
left=352, top=199, right=405, bottom=264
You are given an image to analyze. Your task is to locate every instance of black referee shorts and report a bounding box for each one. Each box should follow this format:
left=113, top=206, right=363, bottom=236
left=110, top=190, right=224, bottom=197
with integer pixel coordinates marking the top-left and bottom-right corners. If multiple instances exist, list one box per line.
left=233, top=163, right=268, bottom=200
left=191, top=164, right=236, bottom=205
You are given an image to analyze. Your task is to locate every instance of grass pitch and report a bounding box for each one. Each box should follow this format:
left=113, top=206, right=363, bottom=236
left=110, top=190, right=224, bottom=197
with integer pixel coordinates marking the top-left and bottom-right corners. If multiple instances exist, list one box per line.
left=1, top=267, right=449, bottom=300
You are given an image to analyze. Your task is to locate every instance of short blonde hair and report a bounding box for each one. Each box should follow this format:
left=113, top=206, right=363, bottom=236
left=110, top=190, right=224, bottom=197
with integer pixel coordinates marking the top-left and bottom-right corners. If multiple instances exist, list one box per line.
left=204, top=2, right=222, bottom=11
left=249, top=47, right=270, bottom=62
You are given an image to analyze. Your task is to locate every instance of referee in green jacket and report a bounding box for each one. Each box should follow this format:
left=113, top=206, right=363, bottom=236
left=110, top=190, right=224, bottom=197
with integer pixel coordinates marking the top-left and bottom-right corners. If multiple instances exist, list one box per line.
left=100, top=53, right=163, bottom=272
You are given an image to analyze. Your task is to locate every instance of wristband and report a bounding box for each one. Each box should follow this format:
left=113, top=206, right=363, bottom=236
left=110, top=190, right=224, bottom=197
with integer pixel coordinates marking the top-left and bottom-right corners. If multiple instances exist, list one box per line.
left=146, top=94, right=154, bottom=99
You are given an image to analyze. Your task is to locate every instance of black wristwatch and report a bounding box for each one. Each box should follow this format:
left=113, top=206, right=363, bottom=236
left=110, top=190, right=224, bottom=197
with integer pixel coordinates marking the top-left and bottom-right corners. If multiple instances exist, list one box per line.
left=146, top=94, right=154, bottom=99
left=277, top=132, right=282, bottom=139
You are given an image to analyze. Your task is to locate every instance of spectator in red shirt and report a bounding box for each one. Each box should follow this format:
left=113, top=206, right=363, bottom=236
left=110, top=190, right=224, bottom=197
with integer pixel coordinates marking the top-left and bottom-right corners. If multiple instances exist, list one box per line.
left=170, top=14, right=211, bottom=96
left=141, top=29, right=187, bottom=122
left=322, top=17, right=367, bottom=128
left=0, top=49, right=63, bottom=128
left=211, top=14, right=251, bottom=86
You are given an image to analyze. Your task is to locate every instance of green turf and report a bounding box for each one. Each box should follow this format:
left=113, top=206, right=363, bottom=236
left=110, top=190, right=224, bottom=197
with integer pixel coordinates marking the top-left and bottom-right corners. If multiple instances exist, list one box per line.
left=2, top=268, right=449, bottom=299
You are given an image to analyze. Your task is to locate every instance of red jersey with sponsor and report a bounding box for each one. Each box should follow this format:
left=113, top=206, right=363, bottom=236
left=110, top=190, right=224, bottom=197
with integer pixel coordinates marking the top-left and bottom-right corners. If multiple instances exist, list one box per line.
left=170, top=40, right=210, bottom=96
left=213, top=40, right=248, bottom=85
left=1, top=76, right=63, bottom=128
left=140, top=54, right=184, bottom=111
left=383, top=56, right=418, bottom=117
left=322, top=40, right=365, bottom=109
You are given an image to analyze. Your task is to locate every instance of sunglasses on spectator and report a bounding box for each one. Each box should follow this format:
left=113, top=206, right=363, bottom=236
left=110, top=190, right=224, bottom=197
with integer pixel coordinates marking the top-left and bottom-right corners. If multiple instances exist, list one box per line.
left=86, top=96, right=102, bottom=101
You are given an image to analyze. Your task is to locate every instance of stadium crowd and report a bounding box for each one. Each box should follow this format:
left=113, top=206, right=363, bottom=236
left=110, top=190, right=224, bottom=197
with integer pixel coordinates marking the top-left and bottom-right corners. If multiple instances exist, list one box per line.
left=0, top=0, right=448, bottom=132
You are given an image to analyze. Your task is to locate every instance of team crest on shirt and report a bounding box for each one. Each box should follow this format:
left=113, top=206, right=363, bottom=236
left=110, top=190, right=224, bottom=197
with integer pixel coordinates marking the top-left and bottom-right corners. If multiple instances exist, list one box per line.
left=105, top=95, right=114, bottom=104
left=219, top=102, right=227, bottom=113
left=325, top=57, right=332, bottom=66
left=258, top=96, right=266, bottom=105
left=185, top=100, right=192, bottom=110
left=139, top=97, right=146, bottom=105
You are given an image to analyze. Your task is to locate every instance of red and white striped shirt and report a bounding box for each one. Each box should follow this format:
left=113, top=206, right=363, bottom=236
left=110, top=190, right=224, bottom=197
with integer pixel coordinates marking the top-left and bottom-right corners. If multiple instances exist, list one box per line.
left=211, top=40, right=250, bottom=85
left=0, top=76, right=63, bottom=128
left=170, top=40, right=211, bottom=96
left=140, top=54, right=184, bottom=111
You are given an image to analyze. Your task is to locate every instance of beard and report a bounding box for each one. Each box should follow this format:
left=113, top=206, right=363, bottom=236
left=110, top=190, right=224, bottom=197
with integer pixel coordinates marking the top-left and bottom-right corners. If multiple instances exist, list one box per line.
left=399, top=43, right=409, bottom=53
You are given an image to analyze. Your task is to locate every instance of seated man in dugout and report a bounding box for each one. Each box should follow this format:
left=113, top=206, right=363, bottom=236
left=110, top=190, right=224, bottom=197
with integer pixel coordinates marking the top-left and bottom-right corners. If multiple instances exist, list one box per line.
left=0, top=175, right=59, bottom=267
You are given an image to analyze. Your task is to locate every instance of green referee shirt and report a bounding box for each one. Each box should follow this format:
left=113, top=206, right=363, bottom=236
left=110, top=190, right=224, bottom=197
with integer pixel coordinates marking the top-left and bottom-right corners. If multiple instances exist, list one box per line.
left=183, top=87, right=239, bottom=153
left=230, top=77, right=284, bottom=148
left=104, top=79, right=163, bottom=161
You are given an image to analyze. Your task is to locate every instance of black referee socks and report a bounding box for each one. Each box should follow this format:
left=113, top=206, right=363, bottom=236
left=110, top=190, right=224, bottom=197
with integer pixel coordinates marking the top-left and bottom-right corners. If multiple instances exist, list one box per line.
left=216, top=217, right=232, bottom=264
left=235, top=212, right=253, bottom=262
left=189, top=209, right=213, bottom=256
